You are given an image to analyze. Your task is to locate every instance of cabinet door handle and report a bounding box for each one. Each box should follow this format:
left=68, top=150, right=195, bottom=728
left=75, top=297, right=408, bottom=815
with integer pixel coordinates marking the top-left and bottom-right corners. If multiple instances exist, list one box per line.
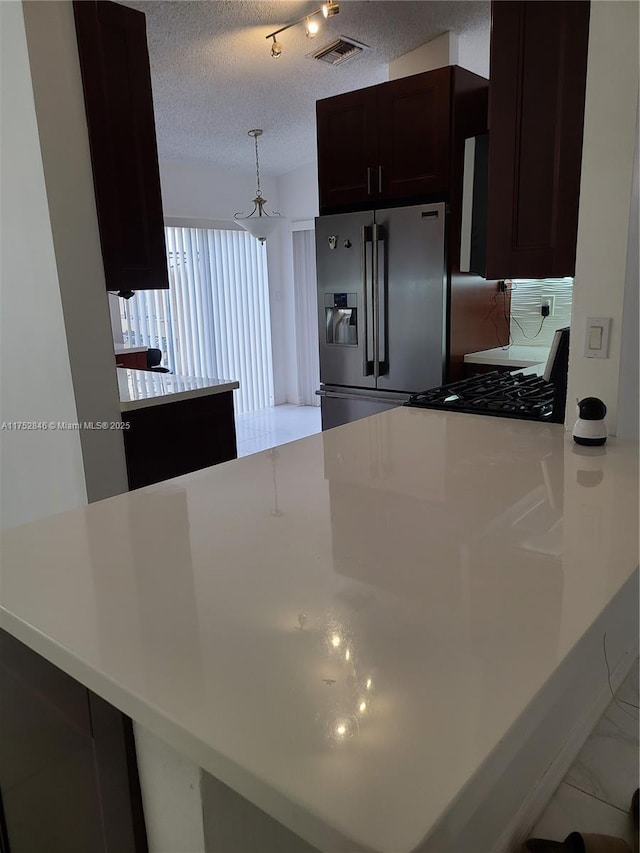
left=378, top=165, right=382, bottom=194
left=367, top=167, right=372, bottom=195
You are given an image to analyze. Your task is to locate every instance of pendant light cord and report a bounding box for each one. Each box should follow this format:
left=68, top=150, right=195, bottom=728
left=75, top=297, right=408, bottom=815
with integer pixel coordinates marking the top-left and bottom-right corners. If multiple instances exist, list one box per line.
left=254, top=133, right=262, bottom=198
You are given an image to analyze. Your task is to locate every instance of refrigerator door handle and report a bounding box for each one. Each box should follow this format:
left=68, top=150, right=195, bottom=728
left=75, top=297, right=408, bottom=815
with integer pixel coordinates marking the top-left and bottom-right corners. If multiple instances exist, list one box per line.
left=376, top=226, right=387, bottom=374
left=372, top=223, right=380, bottom=379
left=372, top=224, right=388, bottom=377
left=317, top=389, right=403, bottom=404
left=361, top=225, right=374, bottom=376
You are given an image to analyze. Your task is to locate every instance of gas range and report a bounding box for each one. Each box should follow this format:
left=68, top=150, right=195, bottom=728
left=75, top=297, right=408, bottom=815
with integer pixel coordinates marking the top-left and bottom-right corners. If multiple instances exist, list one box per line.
left=405, top=370, right=562, bottom=422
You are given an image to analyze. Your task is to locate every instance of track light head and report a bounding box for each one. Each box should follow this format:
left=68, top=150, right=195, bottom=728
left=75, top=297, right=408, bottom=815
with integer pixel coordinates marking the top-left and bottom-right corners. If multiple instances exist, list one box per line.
left=322, top=1, right=339, bottom=18
left=266, top=3, right=338, bottom=57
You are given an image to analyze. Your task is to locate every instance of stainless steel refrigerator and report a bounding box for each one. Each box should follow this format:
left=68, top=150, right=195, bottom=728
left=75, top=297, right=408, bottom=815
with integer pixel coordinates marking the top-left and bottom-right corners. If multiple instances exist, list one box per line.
left=316, top=202, right=447, bottom=430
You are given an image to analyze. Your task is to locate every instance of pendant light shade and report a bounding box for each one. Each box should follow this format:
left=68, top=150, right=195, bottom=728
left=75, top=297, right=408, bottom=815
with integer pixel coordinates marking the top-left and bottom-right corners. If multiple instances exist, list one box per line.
left=234, top=129, right=282, bottom=244
left=239, top=213, right=282, bottom=244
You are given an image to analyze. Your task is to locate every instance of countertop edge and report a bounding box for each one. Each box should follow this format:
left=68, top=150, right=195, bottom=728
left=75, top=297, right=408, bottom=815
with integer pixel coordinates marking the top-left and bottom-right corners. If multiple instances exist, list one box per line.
left=464, top=346, right=548, bottom=368
left=120, top=380, right=239, bottom=412
left=0, top=608, right=373, bottom=853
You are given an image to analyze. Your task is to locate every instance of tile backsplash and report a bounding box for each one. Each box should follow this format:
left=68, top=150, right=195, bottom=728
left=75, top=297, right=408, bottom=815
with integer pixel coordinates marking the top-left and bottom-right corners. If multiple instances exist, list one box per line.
left=508, top=278, right=573, bottom=348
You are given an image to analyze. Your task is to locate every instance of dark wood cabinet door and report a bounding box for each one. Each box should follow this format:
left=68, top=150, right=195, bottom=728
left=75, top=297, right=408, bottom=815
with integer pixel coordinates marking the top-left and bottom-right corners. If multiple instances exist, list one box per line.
left=0, top=630, right=147, bottom=853
left=123, top=391, right=237, bottom=490
left=316, top=87, right=378, bottom=213
left=485, top=1, right=590, bottom=278
left=74, top=1, right=169, bottom=292
left=377, top=67, right=451, bottom=201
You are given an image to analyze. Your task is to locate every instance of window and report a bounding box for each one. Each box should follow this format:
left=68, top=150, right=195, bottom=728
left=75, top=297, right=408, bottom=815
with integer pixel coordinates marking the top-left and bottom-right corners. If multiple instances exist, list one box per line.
left=121, top=226, right=274, bottom=414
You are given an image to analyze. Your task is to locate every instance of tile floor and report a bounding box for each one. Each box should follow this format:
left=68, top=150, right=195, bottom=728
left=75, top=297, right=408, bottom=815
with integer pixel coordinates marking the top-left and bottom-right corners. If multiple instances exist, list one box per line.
left=235, top=404, right=322, bottom=458
left=527, top=661, right=639, bottom=848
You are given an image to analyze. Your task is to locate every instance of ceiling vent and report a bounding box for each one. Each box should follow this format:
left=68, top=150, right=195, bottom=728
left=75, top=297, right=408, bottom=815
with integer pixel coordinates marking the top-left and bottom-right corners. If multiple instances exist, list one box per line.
left=309, top=36, right=371, bottom=66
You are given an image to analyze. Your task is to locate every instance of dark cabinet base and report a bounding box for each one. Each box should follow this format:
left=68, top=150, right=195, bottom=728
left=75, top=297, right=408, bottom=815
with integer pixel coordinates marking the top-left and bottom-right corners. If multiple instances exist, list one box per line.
left=0, top=630, right=147, bottom=853
left=123, top=390, right=237, bottom=490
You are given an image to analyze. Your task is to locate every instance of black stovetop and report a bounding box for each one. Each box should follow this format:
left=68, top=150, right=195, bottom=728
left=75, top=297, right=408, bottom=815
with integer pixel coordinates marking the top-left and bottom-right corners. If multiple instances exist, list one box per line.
left=405, top=371, right=560, bottom=422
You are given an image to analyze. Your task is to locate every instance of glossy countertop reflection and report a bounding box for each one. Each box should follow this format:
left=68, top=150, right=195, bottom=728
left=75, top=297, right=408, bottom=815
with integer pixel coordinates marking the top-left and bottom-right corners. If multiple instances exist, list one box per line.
left=1, top=409, right=638, bottom=853
left=117, top=367, right=239, bottom=411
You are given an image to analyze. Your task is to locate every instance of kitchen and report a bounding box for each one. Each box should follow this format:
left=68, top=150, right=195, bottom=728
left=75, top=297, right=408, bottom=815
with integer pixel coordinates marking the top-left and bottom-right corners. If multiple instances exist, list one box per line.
left=98, top=0, right=583, bottom=475
left=1, top=1, right=638, bottom=852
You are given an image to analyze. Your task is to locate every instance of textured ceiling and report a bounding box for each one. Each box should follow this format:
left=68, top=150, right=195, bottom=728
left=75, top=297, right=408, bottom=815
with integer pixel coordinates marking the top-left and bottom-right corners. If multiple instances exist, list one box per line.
left=128, top=1, right=491, bottom=176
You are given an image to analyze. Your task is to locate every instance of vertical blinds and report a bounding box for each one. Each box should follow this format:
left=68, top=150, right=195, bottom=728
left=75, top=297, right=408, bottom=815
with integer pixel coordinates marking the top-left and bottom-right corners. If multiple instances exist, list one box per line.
left=121, top=227, right=274, bottom=415
left=292, top=229, right=320, bottom=406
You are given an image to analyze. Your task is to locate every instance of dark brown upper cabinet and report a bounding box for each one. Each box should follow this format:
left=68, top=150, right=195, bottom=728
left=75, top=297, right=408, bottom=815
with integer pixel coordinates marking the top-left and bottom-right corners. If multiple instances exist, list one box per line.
left=316, top=66, right=482, bottom=214
left=316, top=86, right=378, bottom=211
left=74, top=1, right=169, bottom=292
left=484, top=1, right=590, bottom=279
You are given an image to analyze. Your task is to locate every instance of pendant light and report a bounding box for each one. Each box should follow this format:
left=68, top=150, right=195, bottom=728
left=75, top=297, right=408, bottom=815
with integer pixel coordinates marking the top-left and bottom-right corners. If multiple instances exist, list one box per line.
left=234, top=129, right=282, bottom=244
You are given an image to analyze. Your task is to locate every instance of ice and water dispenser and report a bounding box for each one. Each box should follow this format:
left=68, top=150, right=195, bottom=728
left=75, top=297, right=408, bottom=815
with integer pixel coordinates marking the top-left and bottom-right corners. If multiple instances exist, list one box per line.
left=325, top=293, right=357, bottom=346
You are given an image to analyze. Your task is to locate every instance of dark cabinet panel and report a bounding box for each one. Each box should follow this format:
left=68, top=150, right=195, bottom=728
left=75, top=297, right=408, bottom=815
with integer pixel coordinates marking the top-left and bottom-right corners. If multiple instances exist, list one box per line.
left=378, top=67, right=451, bottom=200
left=316, top=87, right=378, bottom=211
left=123, top=391, right=238, bottom=490
left=317, top=67, right=484, bottom=215
left=485, top=1, right=590, bottom=278
left=0, top=630, right=147, bottom=853
left=73, top=1, right=169, bottom=292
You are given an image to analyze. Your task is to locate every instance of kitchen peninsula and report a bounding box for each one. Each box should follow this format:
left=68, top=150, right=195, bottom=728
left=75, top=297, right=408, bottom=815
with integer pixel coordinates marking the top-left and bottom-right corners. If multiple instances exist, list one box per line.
left=117, top=367, right=239, bottom=489
left=0, top=410, right=638, bottom=853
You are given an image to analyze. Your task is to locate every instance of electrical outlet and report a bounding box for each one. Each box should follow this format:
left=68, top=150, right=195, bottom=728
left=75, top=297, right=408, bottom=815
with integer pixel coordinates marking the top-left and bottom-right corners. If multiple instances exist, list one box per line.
left=541, top=296, right=555, bottom=316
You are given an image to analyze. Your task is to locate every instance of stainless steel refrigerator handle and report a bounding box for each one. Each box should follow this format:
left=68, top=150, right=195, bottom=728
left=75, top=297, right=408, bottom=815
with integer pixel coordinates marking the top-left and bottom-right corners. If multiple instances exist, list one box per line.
left=378, top=165, right=383, bottom=194
left=367, top=167, right=372, bottom=195
left=361, top=225, right=373, bottom=376
left=372, top=223, right=380, bottom=379
left=317, top=389, right=403, bottom=404
left=377, top=230, right=387, bottom=372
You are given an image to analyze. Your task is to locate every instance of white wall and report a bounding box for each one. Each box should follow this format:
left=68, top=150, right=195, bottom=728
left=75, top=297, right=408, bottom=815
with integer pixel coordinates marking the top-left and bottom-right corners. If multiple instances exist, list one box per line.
left=159, top=158, right=291, bottom=404
left=388, top=28, right=490, bottom=81
left=275, top=163, right=321, bottom=404
left=22, top=0, right=128, bottom=502
left=0, top=0, right=87, bottom=529
left=389, top=32, right=458, bottom=80
left=277, top=162, right=319, bottom=225
left=134, top=724, right=206, bottom=853
left=566, top=1, right=639, bottom=434
left=616, top=118, right=639, bottom=441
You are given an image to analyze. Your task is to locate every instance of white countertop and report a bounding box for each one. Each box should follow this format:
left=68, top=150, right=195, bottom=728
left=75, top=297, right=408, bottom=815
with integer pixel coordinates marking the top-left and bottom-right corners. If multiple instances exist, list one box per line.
left=1, top=410, right=638, bottom=853
left=117, top=367, right=239, bottom=411
left=114, top=344, right=148, bottom=355
left=465, top=345, right=549, bottom=369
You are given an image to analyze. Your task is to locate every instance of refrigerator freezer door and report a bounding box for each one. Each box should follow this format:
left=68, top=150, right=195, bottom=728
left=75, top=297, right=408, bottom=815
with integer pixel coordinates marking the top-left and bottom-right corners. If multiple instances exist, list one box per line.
left=316, top=212, right=376, bottom=390
left=318, top=388, right=406, bottom=431
left=374, top=203, right=446, bottom=393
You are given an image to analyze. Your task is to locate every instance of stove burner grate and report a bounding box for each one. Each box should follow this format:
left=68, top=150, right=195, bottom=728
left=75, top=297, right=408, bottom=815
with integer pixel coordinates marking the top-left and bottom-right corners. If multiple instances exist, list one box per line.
left=406, top=371, right=559, bottom=421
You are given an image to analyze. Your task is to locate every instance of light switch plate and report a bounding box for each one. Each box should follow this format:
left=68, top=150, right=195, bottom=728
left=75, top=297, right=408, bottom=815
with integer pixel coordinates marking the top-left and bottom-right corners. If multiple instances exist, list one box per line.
left=584, top=316, right=611, bottom=358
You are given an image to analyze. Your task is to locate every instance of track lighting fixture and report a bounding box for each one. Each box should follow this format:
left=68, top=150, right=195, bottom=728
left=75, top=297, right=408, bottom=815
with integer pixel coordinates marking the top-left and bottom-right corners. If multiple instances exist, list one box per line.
left=306, top=18, right=319, bottom=38
left=265, top=2, right=339, bottom=57
left=271, top=36, right=282, bottom=57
